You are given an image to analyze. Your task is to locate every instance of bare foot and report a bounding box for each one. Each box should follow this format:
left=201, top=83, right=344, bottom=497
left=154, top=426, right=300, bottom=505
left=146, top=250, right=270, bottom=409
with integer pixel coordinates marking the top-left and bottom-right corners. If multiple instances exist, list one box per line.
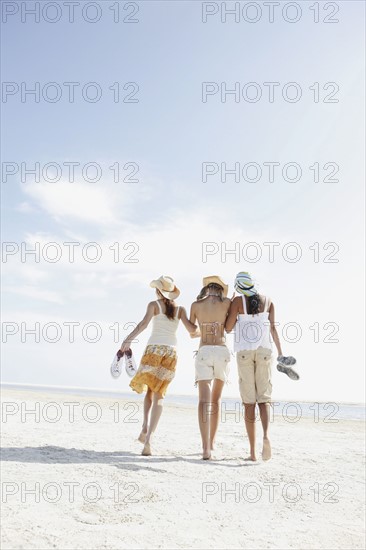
left=244, top=455, right=257, bottom=462
left=141, top=442, right=152, bottom=456
left=262, top=437, right=271, bottom=461
left=138, top=431, right=147, bottom=443
left=202, top=448, right=211, bottom=460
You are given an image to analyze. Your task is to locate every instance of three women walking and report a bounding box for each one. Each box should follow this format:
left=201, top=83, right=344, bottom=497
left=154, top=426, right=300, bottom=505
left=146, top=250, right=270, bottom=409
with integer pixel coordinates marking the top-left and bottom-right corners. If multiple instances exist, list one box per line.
left=120, top=272, right=286, bottom=461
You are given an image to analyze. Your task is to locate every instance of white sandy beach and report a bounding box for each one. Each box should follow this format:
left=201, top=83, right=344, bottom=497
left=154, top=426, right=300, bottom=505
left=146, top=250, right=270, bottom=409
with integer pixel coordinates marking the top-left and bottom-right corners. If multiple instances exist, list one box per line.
left=0, top=388, right=365, bottom=550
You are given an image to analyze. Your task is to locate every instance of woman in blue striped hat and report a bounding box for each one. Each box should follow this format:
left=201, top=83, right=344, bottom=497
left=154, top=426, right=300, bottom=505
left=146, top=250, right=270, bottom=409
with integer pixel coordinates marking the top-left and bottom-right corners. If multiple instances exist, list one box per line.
left=225, top=271, right=298, bottom=462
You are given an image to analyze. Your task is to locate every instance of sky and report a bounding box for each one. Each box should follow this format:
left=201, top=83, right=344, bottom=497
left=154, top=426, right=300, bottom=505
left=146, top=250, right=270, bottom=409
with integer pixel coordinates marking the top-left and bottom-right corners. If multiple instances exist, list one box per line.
left=1, top=0, right=365, bottom=404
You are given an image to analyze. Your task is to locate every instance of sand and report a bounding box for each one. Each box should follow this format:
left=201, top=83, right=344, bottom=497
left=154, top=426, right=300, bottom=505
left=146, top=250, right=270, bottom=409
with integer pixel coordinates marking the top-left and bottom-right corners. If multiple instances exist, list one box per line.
left=1, top=388, right=365, bottom=550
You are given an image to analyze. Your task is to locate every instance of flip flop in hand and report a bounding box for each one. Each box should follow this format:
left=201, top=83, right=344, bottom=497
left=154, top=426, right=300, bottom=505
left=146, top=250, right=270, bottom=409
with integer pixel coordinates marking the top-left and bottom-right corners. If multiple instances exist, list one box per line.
left=277, top=355, right=300, bottom=381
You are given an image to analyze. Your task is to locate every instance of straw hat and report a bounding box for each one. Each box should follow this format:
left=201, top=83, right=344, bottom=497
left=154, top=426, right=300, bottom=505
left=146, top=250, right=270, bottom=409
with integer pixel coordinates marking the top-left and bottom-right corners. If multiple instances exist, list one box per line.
left=150, top=275, right=180, bottom=300
left=202, top=275, right=228, bottom=297
left=234, top=271, right=257, bottom=296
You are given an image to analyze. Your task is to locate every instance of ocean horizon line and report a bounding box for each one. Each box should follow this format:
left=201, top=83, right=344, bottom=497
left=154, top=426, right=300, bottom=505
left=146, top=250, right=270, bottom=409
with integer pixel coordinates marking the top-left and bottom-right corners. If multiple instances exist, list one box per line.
left=1, top=381, right=365, bottom=408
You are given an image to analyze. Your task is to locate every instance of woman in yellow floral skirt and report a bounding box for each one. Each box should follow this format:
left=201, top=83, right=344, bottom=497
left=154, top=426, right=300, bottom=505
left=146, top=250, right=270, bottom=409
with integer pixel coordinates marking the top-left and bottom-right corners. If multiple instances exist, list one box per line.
left=120, top=276, right=197, bottom=456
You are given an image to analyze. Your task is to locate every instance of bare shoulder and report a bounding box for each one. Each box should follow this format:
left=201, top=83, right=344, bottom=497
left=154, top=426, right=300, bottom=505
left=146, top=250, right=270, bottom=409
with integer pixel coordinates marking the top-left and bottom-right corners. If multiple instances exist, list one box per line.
left=147, top=301, right=158, bottom=312
left=263, top=295, right=273, bottom=305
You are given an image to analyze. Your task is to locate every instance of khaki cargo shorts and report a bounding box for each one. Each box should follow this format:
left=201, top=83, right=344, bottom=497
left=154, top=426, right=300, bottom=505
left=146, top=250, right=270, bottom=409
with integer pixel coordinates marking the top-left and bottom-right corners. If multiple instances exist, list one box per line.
left=236, top=347, right=273, bottom=404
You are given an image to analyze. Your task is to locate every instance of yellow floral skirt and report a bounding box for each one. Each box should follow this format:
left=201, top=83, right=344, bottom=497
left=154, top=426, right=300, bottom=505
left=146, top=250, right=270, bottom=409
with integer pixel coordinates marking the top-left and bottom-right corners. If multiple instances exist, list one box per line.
left=129, top=344, right=177, bottom=397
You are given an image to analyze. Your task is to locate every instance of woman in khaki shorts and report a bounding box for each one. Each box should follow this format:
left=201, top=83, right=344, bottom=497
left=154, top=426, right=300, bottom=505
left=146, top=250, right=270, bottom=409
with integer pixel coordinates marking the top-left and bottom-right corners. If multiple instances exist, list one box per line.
left=190, top=276, right=231, bottom=460
left=226, top=272, right=284, bottom=462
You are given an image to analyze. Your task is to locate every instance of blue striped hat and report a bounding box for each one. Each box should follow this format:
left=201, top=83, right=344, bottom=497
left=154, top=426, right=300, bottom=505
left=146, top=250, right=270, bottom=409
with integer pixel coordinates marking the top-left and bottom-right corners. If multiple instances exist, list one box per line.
left=234, top=272, right=257, bottom=297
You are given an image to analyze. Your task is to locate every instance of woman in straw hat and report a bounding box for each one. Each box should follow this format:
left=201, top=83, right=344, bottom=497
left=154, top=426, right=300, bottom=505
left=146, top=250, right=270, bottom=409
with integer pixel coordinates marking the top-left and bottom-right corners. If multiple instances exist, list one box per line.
left=225, top=271, right=297, bottom=461
left=120, top=276, right=197, bottom=456
left=189, top=276, right=231, bottom=460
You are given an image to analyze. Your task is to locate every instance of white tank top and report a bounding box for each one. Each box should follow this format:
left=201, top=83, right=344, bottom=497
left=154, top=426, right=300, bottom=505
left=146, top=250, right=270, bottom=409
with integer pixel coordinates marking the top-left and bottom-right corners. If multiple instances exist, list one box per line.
left=147, top=301, right=180, bottom=347
left=234, top=295, right=272, bottom=352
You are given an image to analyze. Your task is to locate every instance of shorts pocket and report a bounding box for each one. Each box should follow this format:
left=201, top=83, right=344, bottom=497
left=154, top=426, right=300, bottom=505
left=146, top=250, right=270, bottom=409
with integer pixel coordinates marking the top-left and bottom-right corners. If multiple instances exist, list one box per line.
left=198, top=348, right=209, bottom=361
left=237, top=352, right=252, bottom=368
left=256, top=349, right=272, bottom=363
left=195, top=348, right=209, bottom=367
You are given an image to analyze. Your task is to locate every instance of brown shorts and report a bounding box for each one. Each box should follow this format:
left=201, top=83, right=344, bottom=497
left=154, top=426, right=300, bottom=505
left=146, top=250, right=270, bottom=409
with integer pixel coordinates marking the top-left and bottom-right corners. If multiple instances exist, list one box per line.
left=236, top=347, right=273, bottom=404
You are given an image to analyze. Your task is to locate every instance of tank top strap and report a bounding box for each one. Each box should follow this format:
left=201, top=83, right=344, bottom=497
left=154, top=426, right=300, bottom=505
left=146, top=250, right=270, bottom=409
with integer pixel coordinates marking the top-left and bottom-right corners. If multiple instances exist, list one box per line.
left=156, top=300, right=162, bottom=313
left=241, top=295, right=247, bottom=314
left=263, top=296, right=268, bottom=311
left=175, top=305, right=180, bottom=319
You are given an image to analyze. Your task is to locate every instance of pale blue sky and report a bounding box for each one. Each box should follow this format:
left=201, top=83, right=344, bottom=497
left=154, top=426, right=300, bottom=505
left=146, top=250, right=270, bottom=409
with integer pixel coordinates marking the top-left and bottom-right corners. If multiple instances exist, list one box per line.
left=1, top=1, right=365, bottom=402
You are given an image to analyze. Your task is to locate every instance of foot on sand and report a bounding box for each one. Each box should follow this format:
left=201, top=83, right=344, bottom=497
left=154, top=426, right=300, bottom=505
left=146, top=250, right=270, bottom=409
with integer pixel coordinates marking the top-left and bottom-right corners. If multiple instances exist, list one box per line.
left=262, top=437, right=271, bottom=461
left=243, top=455, right=257, bottom=462
left=138, top=431, right=147, bottom=443
left=202, top=449, right=212, bottom=460
left=141, top=442, right=152, bottom=456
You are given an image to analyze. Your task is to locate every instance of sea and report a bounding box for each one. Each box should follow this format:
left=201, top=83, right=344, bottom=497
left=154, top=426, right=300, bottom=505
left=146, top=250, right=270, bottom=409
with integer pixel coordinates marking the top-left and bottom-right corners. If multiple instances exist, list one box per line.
left=1, top=383, right=364, bottom=422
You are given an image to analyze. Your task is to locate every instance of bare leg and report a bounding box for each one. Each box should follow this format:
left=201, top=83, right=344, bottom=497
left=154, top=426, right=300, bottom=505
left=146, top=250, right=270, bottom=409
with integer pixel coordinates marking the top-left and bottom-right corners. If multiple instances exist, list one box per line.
left=244, top=403, right=257, bottom=461
left=259, top=402, right=271, bottom=460
left=198, top=380, right=212, bottom=460
left=142, top=392, right=164, bottom=456
left=138, top=388, right=152, bottom=443
left=210, top=379, right=224, bottom=451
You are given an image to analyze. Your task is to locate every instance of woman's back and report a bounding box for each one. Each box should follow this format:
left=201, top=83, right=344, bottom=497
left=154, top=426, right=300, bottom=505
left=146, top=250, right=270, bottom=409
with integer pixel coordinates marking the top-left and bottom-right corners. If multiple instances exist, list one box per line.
left=193, top=296, right=231, bottom=346
left=147, top=300, right=180, bottom=347
left=234, top=294, right=272, bottom=352
left=237, top=294, right=268, bottom=315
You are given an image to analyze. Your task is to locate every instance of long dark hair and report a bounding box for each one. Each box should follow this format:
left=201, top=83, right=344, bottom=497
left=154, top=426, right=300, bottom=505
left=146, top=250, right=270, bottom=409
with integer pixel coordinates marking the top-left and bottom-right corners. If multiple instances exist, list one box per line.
left=197, top=283, right=224, bottom=302
left=247, top=293, right=261, bottom=315
left=156, top=290, right=176, bottom=320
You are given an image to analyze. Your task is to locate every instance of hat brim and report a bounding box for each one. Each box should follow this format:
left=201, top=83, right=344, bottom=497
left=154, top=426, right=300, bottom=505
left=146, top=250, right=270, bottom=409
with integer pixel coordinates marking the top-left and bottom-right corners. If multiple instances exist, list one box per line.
left=202, top=276, right=228, bottom=298
left=159, top=289, right=180, bottom=299
left=150, top=280, right=180, bottom=300
left=234, top=284, right=257, bottom=297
